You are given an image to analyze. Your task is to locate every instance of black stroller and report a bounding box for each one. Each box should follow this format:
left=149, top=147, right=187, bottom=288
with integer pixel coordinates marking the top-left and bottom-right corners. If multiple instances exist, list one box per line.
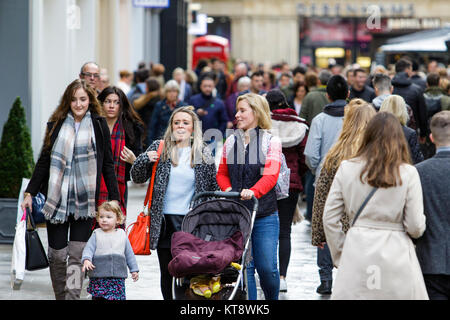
left=171, top=191, right=258, bottom=300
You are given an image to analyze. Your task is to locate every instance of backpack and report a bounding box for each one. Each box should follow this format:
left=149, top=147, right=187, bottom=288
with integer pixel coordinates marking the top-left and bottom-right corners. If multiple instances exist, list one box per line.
left=275, top=153, right=290, bottom=200
left=262, top=134, right=290, bottom=200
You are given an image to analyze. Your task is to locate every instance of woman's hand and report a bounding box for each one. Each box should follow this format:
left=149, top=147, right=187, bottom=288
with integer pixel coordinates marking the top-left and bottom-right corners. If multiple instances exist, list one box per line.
left=120, top=146, right=136, bottom=164
left=317, top=242, right=326, bottom=249
left=131, top=272, right=139, bottom=282
left=21, top=193, right=33, bottom=213
left=146, top=150, right=159, bottom=162
left=240, top=189, right=254, bottom=201
left=82, top=260, right=95, bottom=272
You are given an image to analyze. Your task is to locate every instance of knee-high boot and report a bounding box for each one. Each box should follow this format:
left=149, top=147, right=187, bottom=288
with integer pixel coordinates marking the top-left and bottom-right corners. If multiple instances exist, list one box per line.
left=65, top=241, right=86, bottom=300
left=48, top=246, right=68, bottom=300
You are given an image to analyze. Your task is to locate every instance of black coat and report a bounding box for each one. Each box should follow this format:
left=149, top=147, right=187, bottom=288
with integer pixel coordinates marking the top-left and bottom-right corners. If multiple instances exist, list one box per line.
left=349, top=85, right=376, bottom=103
left=26, top=114, right=120, bottom=203
left=402, top=126, right=424, bottom=164
left=415, top=151, right=450, bottom=275
left=392, top=72, right=428, bottom=137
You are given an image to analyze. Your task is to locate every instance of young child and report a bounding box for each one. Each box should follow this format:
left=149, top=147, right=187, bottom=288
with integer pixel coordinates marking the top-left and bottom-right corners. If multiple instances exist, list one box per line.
left=82, top=201, right=139, bottom=300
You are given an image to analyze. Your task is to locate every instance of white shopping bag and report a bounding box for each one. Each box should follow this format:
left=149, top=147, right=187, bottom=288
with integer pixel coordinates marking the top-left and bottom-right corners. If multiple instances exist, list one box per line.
left=11, top=178, right=30, bottom=289
left=11, top=210, right=26, bottom=289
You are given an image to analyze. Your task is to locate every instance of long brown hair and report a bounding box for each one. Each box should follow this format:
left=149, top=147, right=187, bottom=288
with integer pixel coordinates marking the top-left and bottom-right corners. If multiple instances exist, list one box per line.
left=97, top=86, right=146, bottom=145
left=354, top=112, right=411, bottom=188
left=323, top=99, right=376, bottom=173
left=44, top=79, right=103, bottom=150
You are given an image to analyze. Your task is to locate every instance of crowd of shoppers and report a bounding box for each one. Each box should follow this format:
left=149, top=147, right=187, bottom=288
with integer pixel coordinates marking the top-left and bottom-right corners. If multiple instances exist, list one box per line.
left=19, top=55, right=450, bottom=301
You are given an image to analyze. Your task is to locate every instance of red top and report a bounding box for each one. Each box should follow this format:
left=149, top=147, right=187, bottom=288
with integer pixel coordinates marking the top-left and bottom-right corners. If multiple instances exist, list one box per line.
left=216, top=135, right=282, bottom=199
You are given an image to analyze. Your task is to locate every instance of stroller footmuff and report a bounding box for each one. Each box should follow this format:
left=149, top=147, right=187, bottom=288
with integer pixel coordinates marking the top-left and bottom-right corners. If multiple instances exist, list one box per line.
left=168, top=230, right=244, bottom=278
left=170, top=191, right=258, bottom=300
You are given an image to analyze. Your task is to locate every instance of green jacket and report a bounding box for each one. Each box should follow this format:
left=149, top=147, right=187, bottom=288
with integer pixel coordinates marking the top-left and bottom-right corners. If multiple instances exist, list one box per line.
left=423, top=86, right=450, bottom=111
left=299, top=86, right=329, bottom=125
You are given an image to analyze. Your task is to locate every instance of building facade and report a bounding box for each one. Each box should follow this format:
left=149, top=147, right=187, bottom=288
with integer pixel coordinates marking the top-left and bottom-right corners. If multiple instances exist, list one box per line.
left=0, top=0, right=183, bottom=160
left=194, top=0, right=450, bottom=68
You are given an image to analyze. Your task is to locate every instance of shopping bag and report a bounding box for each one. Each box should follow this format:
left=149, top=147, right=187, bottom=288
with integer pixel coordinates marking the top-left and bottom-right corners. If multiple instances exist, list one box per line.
left=11, top=210, right=26, bottom=289
left=25, top=208, right=49, bottom=271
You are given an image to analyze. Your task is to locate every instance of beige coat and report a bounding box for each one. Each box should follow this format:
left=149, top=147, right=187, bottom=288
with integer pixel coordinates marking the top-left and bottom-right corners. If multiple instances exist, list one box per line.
left=323, top=158, right=428, bottom=300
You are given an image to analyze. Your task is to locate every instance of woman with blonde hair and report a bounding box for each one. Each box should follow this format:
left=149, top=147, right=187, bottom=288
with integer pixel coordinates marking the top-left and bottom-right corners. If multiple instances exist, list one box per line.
left=311, top=99, right=375, bottom=252
left=131, top=106, right=219, bottom=300
left=217, top=93, right=283, bottom=300
left=323, top=112, right=428, bottom=299
left=380, top=95, right=424, bottom=163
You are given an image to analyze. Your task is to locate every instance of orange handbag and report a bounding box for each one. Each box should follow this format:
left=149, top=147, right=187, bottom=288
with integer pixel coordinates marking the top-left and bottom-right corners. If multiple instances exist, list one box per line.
left=127, top=141, right=164, bottom=255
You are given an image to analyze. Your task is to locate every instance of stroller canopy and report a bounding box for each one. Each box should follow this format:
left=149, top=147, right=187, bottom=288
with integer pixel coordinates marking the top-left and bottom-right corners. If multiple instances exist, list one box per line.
left=182, top=199, right=252, bottom=244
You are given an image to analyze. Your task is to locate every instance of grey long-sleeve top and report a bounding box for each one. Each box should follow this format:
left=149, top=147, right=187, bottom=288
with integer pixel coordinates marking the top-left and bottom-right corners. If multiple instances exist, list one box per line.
left=81, top=228, right=139, bottom=279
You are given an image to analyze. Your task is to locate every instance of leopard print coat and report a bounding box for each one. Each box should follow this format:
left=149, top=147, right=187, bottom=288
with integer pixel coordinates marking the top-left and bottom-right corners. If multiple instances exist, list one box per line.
left=311, top=165, right=349, bottom=246
left=130, top=140, right=219, bottom=250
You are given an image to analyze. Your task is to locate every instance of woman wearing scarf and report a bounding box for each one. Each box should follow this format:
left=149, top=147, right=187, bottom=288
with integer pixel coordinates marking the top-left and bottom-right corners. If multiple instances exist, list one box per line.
left=97, top=86, right=145, bottom=225
left=21, top=79, right=120, bottom=300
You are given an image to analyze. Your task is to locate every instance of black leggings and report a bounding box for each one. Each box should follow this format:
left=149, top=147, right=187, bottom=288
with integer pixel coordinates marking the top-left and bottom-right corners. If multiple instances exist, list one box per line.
left=157, top=248, right=173, bottom=300
left=46, top=216, right=94, bottom=250
left=277, top=190, right=300, bottom=278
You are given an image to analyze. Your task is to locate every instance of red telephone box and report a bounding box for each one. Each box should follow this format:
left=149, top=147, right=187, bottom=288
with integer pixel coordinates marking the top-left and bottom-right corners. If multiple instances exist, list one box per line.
left=192, top=35, right=230, bottom=69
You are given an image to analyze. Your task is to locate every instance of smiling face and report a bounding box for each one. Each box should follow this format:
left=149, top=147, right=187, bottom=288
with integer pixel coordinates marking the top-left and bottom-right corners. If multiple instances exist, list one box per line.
left=70, top=88, right=90, bottom=122
left=103, top=93, right=120, bottom=121
left=172, top=111, right=194, bottom=142
left=98, top=209, right=118, bottom=232
left=235, top=99, right=257, bottom=131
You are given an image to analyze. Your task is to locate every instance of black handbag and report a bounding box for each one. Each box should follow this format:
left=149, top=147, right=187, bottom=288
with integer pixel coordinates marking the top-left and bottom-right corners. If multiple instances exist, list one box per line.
left=25, top=207, right=49, bottom=271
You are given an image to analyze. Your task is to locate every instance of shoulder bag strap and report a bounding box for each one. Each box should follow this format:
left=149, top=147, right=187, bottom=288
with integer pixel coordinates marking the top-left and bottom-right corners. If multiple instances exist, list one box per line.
left=352, top=187, right=377, bottom=227
left=143, top=140, right=165, bottom=214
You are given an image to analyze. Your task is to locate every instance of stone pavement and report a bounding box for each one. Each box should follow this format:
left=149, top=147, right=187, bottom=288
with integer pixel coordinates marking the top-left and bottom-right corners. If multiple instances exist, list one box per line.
left=0, top=182, right=334, bottom=300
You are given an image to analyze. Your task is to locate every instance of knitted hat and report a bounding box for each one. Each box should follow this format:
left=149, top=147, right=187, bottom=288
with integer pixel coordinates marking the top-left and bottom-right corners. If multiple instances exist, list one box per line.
left=266, top=89, right=290, bottom=110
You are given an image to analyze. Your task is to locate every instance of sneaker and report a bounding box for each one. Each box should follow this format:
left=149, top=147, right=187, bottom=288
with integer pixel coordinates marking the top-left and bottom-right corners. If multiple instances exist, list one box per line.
left=280, top=278, right=287, bottom=292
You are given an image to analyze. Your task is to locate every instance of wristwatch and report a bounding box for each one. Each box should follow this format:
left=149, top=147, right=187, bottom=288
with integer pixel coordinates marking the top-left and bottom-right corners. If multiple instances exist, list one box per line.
left=23, top=192, right=32, bottom=198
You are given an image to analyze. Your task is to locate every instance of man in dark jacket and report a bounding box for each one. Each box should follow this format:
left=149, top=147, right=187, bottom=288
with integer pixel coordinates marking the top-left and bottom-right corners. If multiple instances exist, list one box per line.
left=189, top=76, right=230, bottom=136
left=415, top=111, right=450, bottom=300
left=349, top=68, right=376, bottom=103
left=392, top=58, right=428, bottom=141
left=410, top=60, right=427, bottom=92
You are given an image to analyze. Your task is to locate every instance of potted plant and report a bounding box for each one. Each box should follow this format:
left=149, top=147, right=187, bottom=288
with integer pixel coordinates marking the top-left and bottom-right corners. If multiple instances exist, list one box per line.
left=0, top=97, right=34, bottom=243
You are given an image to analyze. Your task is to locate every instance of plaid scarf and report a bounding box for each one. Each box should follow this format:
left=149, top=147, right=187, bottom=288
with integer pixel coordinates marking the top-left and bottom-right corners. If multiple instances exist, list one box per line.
left=42, top=111, right=97, bottom=223
left=97, top=119, right=127, bottom=216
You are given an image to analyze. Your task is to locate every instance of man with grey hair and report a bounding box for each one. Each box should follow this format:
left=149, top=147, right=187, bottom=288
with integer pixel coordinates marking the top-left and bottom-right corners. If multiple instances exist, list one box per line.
left=79, top=62, right=101, bottom=94
left=226, top=62, right=249, bottom=98
left=372, top=73, right=393, bottom=110
left=415, top=110, right=450, bottom=300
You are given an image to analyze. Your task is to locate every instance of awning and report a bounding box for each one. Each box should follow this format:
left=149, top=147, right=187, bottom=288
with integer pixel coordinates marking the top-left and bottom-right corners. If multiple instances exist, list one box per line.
left=380, top=28, right=450, bottom=52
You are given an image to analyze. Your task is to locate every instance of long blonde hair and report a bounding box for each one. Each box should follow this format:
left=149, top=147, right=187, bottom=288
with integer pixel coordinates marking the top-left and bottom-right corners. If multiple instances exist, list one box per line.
left=379, top=95, right=409, bottom=126
left=236, top=93, right=272, bottom=130
left=160, top=106, right=207, bottom=167
left=323, top=99, right=376, bottom=173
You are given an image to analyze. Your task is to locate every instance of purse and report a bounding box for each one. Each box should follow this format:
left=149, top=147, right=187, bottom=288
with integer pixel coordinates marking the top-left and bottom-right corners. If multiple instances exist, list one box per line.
left=127, top=140, right=164, bottom=255
left=351, top=187, right=378, bottom=227
left=25, top=208, right=49, bottom=271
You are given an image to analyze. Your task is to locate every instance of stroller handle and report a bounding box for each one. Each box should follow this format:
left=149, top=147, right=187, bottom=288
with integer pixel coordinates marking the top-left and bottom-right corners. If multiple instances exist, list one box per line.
left=191, top=191, right=258, bottom=213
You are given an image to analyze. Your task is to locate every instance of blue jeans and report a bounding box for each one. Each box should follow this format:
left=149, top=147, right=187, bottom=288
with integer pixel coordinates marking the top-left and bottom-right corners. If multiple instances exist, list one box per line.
left=246, top=212, right=280, bottom=300
left=317, top=243, right=333, bottom=281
